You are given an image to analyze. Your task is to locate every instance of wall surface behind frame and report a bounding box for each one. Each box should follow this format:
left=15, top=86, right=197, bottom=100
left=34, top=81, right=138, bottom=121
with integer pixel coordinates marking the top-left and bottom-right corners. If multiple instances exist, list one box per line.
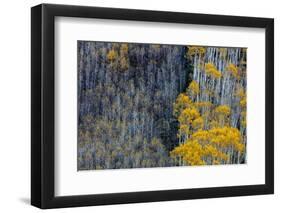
left=0, top=0, right=279, bottom=212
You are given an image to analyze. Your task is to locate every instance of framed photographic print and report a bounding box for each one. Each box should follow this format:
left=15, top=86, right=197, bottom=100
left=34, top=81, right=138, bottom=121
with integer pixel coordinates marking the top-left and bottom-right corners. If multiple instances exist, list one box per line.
left=31, top=3, right=274, bottom=209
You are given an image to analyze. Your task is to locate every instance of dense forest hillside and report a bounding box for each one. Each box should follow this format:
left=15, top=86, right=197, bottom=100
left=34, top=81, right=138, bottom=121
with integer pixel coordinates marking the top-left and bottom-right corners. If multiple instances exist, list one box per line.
left=77, top=41, right=246, bottom=170
left=78, top=41, right=191, bottom=169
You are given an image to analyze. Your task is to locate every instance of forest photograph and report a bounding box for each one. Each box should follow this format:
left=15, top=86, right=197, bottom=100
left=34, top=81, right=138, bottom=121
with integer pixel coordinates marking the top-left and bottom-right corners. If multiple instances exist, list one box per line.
left=77, top=41, right=247, bottom=170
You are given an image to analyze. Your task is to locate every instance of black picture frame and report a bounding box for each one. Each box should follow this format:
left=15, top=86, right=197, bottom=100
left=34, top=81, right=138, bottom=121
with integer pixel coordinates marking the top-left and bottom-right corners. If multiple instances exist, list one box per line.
left=31, top=3, right=274, bottom=209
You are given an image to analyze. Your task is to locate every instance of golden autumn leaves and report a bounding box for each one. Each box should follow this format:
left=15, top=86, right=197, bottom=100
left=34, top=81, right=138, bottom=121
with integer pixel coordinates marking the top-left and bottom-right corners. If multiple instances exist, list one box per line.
left=106, top=43, right=129, bottom=71
left=170, top=46, right=247, bottom=166
left=171, top=125, right=244, bottom=166
left=205, top=63, right=222, bottom=79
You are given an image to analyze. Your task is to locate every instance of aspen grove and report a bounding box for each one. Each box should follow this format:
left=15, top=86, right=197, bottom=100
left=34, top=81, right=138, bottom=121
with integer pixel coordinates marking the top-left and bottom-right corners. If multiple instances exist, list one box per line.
left=77, top=41, right=246, bottom=170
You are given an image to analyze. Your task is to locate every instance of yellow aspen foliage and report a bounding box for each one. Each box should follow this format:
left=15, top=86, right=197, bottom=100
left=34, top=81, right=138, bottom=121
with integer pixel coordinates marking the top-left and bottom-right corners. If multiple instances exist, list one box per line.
left=214, top=105, right=231, bottom=127
left=198, top=47, right=206, bottom=55
left=205, top=63, right=222, bottom=79
left=171, top=48, right=247, bottom=166
left=170, top=127, right=245, bottom=166
left=187, top=80, right=200, bottom=96
left=178, top=108, right=200, bottom=125
left=204, top=144, right=228, bottom=161
left=192, top=117, right=204, bottom=130
left=235, top=87, right=245, bottom=98
left=226, top=63, right=239, bottom=78
left=190, top=130, right=209, bottom=142
left=207, top=127, right=243, bottom=151
left=240, top=97, right=246, bottom=108
left=170, top=140, right=206, bottom=166
left=177, top=107, right=201, bottom=138
left=107, top=49, right=117, bottom=61
left=187, top=46, right=206, bottom=57
left=214, top=105, right=231, bottom=116
left=209, top=120, right=219, bottom=128
left=173, top=93, right=193, bottom=118
left=235, top=86, right=246, bottom=109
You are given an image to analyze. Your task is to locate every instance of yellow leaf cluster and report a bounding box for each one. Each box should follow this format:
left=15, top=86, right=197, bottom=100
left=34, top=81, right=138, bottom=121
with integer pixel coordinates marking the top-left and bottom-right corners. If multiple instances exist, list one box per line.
left=170, top=140, right=206, bottom=166
left=240, top=97, right=246, bottom=108
left=178, top=108, right=200, bottom=125
left=235, top=87, right=245, bottom=98
left=187, top=46, right=206, bottom=57
left=191, top=129, right=209, bottom=140
left=209, top=120, right=219, bottom=128
left=207, top=127, right=244, bottom=152
left=171, top=127, right=245, bottom=166
left=204, top=144, right=228, bottom=161
left=226, top=63, right=239, bottom=78
left=188, top=80, right=200, bottom=96
left=214, top=105, right=231, bottom=116
left=192, top=117, right=204, bottom=130
left=107, top=49, right=118, bottom=61
left=173, top=94, right=193, bottom=117
left=106, top=44, right=129, bottom=71
left=205, top=63, right=222, bottom=79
